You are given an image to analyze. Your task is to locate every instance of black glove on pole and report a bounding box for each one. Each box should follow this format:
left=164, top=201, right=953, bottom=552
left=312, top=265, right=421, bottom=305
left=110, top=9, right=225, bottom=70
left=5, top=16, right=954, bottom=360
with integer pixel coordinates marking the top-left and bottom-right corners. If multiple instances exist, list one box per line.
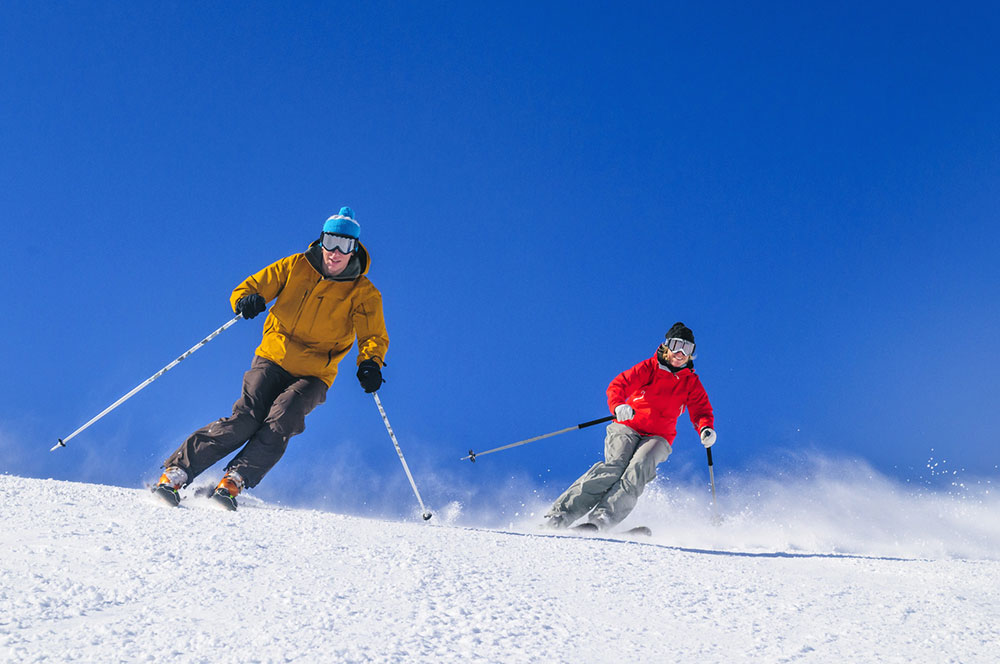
left=357, top=359, right=384, bottom=393
left=236, top=293, right=266, bottom=319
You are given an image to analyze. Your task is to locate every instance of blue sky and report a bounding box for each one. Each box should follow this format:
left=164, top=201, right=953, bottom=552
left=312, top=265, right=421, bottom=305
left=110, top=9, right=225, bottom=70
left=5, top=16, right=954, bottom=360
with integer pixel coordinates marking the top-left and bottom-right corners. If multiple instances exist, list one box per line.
left=2, top=2, right=997, bottom=518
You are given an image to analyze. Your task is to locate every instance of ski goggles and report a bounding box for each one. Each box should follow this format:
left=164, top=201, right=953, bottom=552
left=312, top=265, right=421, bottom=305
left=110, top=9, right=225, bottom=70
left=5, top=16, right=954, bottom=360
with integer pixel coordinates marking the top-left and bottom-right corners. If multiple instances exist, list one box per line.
left=664, top=337, right=696, bottom=356
left=321, top=233, right=358, bottom=254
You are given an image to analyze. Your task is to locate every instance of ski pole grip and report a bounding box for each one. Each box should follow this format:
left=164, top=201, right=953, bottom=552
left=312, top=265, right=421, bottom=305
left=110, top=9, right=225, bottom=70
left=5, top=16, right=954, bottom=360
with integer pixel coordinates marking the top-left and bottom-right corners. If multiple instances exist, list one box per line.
left=578, top=415, right=615, bottom=429
left=706, top=447, right=714, bottom=466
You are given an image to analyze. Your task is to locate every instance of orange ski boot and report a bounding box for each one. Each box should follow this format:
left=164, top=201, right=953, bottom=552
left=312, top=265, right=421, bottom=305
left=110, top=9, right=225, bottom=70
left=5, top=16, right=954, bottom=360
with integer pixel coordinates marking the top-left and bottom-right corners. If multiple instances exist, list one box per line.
left=210, top=471, right=244, bottom=511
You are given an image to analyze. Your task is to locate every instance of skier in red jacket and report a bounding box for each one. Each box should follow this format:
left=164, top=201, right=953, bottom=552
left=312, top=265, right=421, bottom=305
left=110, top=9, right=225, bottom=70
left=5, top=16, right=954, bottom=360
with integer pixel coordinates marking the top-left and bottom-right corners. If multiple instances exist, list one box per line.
left=543, top=322, right=716, bottom=531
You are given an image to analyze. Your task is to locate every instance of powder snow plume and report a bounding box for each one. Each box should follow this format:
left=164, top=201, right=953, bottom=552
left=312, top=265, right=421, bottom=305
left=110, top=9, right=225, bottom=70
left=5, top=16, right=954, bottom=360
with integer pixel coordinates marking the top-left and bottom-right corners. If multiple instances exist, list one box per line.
left=366, top=449, right=1000, bottom=561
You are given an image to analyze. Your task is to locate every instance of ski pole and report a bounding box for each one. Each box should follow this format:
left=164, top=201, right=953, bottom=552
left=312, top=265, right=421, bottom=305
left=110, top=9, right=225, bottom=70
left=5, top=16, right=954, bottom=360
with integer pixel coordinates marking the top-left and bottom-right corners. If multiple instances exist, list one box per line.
left=707, top=447, right=721, bottom=525
left=460, top=415, right=615, bottom=463
left=51, top=315, right=243, bottom=452
left=372, top=391, right=432, bottom=521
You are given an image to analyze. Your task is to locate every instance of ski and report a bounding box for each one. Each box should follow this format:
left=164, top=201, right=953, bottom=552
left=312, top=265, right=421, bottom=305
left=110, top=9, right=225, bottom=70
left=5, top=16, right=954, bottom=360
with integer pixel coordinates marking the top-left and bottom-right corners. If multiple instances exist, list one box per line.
left=150, top=484, right=181, bottom=507
left=567, top=523, right=651, bottom=537
left=209, top=489, right=238, bottom=511
left=193, top=484, right=238, bottom=511
left=147, top=483, right=239, bottom=511
left=570, top=522, right=598, bottom=533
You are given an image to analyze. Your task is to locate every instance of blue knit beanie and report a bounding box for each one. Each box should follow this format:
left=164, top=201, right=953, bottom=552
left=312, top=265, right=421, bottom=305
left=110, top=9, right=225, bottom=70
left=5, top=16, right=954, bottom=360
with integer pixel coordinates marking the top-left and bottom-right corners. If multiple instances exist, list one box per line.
left=322, top=206, right=361, bottom=239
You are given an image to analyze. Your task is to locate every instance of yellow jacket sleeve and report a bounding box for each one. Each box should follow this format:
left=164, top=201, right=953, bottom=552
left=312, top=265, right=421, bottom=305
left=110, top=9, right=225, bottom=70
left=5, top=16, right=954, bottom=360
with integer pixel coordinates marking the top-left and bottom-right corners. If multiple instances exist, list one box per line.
left=353, top=284, right=389, bottom=366
left=229, top=255, right=296, bottom=312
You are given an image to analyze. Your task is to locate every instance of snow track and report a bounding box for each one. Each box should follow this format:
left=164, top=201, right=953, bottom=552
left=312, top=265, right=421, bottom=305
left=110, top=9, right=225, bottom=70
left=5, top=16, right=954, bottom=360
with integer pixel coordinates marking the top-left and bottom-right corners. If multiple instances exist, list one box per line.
left=1, top=474, right=996, bottom=663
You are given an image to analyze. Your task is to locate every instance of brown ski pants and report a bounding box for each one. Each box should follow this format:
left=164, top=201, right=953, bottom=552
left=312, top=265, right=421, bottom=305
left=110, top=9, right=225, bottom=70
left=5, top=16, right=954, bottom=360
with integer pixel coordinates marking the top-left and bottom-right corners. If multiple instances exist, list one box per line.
left=163, top=355, right=328, bottom=489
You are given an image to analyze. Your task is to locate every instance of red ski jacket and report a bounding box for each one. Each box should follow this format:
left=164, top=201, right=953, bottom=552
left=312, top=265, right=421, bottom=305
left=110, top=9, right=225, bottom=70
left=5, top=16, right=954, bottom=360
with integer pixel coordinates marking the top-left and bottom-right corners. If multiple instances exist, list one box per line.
left=606, top=357, right=714, bottom=443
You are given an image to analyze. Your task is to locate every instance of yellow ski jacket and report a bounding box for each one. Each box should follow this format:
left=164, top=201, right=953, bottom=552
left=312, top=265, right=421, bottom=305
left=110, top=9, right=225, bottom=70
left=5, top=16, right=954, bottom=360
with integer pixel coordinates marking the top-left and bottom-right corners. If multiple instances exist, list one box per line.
left=230, top=240, right=388, bottom=387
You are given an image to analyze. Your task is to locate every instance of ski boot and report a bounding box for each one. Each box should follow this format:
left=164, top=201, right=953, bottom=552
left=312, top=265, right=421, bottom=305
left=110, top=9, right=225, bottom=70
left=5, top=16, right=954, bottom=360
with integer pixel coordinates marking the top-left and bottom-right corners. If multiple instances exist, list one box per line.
left=210, top=471, right=244, bottom=511
left=152, top=466, right=187, bottom=507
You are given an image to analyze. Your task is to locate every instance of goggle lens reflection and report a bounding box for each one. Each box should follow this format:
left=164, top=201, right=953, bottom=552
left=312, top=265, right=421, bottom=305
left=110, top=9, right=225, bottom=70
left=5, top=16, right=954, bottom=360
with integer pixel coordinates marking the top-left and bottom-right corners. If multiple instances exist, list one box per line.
left=664, top=337, right=695, bottom=356
left=322, top=234, right=358, bottom=254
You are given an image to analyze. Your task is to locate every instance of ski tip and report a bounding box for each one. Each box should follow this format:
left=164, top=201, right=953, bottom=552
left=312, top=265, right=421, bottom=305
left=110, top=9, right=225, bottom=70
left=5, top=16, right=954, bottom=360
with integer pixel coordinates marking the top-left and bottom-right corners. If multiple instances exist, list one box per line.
left=208, top=492, right=238, bottom=512
left=150, top=484, right=182, bottom=508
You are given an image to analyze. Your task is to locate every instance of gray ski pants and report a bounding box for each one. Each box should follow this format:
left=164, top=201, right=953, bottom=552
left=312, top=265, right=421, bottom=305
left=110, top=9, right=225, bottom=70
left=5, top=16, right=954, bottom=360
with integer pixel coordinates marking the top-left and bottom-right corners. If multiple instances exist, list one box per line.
left=163, top=355, right=328, bottom=489
left=546, top=422, right=670, bottom=528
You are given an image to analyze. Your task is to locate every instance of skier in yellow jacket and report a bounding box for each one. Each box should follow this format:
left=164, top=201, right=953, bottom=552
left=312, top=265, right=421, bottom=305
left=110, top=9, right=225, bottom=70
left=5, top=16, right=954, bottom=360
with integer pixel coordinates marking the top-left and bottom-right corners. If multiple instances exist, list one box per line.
left=153, top=207, right=388, bottom=510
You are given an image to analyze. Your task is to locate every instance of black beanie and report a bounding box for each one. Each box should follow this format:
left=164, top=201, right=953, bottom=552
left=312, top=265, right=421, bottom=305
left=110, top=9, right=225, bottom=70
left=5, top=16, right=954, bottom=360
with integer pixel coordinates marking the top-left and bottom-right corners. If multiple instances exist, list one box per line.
left=665, top=322, right=695, bottom=344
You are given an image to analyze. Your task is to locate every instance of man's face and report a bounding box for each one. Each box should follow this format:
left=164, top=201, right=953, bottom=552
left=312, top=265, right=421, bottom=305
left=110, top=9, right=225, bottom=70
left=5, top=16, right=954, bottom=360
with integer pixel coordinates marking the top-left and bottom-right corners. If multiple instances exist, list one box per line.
left=322, top=247, right=353, bottom=276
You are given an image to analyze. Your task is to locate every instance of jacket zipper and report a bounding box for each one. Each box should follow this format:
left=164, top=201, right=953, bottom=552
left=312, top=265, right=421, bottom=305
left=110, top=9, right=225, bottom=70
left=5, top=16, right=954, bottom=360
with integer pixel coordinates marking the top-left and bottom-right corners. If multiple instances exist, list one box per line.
left=289, top=275, right=321, bottom=335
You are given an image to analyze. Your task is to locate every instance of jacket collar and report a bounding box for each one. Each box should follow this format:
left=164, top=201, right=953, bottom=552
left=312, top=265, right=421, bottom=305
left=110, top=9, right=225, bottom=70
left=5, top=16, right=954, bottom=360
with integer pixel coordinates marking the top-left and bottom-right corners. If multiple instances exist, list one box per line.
left=656, top=359, right=694, bottom=375
left=655, top=348, right=694, bottom=374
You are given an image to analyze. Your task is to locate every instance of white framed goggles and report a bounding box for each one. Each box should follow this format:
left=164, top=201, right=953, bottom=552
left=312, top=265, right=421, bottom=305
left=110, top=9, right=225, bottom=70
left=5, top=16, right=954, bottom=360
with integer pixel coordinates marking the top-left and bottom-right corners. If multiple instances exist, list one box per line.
left=664, top=337, right=695, bottom=356
left=321, top=233, right=358, bottom=254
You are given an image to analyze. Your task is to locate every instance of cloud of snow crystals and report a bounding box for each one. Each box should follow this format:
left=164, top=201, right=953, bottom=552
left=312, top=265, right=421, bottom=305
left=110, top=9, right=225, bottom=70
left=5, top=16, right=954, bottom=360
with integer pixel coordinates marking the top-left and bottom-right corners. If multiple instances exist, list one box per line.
left=628, top=453, right=1000, bottom=560
left=162, top=430, right=999, bottom=561
left=384, top=449, right=1000, bottom=561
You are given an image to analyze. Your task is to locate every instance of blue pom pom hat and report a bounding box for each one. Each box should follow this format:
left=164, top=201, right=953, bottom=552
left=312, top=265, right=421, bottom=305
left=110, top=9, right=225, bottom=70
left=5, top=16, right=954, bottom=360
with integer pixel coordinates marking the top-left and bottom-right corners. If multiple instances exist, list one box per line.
left=322, top=206, right=361, bottom=239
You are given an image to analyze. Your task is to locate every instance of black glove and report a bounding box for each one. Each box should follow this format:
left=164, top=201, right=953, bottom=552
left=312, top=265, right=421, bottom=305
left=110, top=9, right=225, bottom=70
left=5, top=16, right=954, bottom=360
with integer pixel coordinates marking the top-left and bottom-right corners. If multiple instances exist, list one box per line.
left=356, top=359, right=384, bottom=393
left=236, top=293, right=266, bottom=319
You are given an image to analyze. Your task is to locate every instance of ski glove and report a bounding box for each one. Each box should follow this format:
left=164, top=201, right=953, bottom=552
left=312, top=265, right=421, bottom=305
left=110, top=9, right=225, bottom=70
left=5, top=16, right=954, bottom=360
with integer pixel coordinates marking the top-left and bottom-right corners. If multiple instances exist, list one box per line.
left=614, top=404, right=635, bottom=422
left=700, top=427, right=717, bottom=448
left=356, top=359, right=384, bottom=393
left=236, top=293, right=266, bottom=319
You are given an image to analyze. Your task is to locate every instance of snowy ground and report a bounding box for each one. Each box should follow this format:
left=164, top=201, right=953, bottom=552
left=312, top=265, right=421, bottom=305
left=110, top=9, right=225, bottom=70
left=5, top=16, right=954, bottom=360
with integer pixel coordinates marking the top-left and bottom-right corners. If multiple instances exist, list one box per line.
left=1, top=473, right=997, bottom=663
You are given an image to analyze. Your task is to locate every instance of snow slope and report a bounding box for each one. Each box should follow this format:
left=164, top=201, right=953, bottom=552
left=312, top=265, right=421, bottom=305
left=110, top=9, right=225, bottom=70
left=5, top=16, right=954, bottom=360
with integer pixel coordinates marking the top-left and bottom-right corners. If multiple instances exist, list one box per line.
left=1, top=474, right=997, bottom=663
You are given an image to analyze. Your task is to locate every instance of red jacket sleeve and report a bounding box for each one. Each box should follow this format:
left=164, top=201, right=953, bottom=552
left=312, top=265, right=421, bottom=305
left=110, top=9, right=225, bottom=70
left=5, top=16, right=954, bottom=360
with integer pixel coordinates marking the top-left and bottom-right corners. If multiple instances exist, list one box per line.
left=607, top=359, right=655, bottom=414
left=686, top=375, right=714, bottom=433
